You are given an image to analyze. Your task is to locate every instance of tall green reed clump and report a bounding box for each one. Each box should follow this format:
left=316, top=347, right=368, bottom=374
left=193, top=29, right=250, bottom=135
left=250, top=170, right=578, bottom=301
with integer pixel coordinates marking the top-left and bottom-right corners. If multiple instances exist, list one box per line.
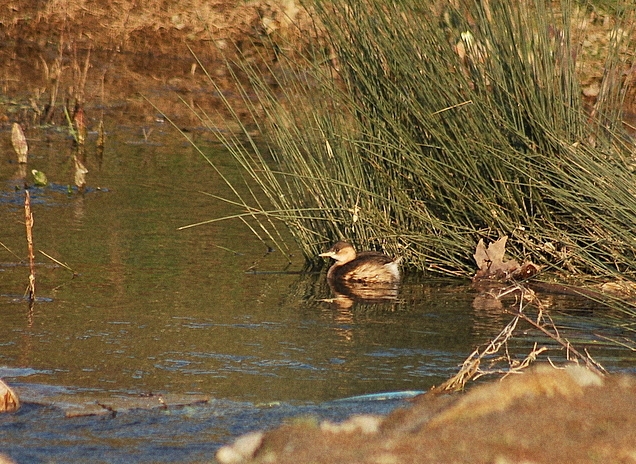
left=197, top=0, right=636, bottom=279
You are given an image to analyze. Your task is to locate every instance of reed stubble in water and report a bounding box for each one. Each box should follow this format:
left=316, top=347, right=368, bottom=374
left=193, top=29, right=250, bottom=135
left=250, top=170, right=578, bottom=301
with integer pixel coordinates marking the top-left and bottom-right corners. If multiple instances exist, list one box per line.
left=11, top=123, right=28, bottom=164
left=24, top=190, right=35, bottom=302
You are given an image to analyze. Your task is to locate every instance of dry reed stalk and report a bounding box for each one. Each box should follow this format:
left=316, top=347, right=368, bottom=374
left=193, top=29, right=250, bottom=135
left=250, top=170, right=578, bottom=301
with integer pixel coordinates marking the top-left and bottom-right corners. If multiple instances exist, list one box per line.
left=39, top=249, right=76, bottom=275
left=24, top=190, right=35, bottom=302
left=42, top=38, right=64, bottom=124
left=71, top=44, right=91, bottom=108
left=73, top=105, right=87, bottom=146
left=74, top=154, right=88, bottom=190
left=97, top=118, right=105, bottom=150
left=433, top=312, right=521, bottom=393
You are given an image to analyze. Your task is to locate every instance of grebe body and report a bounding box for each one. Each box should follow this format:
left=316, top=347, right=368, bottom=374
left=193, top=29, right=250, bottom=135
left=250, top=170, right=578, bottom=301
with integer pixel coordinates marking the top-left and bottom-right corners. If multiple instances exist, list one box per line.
left=319, top=241, right=401, bottom=284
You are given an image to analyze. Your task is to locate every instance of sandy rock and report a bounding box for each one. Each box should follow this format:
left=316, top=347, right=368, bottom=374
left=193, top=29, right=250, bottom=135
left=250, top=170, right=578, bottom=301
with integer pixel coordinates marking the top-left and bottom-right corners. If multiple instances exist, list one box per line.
left=216, top=431, right=265, bottom=464
left=0, top=454, right=17, bottom=464
left=220, top=364, right=636, bottom=464
left=427, top=363, right=604, bottom=428
left=0, top=379, right=20, bottom=413
left=320, top=414, right=382, bottom=434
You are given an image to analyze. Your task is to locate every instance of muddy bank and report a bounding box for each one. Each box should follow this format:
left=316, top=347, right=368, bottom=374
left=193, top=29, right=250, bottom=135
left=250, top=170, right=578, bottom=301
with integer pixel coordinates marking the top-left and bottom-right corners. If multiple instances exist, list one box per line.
left=0, top=0, right=311, bottom=129
left=0, top=0, right=306, bottom=51
left=0, top=1, right=632, bottom=132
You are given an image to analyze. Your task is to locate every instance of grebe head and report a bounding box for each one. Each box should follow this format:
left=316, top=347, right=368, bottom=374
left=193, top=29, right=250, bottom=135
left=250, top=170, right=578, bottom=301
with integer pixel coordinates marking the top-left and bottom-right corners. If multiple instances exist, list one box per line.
left=319, top=241, right=357, bottom=265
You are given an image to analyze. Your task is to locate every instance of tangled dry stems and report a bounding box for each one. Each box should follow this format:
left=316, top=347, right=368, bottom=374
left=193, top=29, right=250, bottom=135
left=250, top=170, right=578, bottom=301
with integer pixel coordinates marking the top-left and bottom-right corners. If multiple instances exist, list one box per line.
left=435, top=284, right=607, bottom=393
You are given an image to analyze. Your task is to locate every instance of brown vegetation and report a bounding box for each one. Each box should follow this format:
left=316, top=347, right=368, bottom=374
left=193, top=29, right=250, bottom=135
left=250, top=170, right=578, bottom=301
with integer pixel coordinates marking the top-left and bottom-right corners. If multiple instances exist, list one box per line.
left=0, top=0, right=311, bottom=129
left=0, top=0, right=307, bottom=55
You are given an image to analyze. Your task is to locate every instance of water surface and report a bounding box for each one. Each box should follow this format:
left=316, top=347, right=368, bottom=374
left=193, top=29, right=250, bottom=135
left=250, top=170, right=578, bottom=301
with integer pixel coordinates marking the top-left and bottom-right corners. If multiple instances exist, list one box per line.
left=0, top=123, right=634, bottom=462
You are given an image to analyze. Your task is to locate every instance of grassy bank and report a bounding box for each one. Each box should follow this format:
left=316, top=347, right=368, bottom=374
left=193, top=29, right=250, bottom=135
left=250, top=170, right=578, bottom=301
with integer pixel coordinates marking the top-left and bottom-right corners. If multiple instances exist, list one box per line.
left=189, top=0, right=636, bottom=283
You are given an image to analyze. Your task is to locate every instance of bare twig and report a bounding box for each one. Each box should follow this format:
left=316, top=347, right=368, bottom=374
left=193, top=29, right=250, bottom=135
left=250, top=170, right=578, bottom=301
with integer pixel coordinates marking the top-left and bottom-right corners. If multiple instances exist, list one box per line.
left=433, top=305, right=522, bottom=392
left=433, top=283, right=607, bottom=392
left=514, top=308, right=607, bottom=375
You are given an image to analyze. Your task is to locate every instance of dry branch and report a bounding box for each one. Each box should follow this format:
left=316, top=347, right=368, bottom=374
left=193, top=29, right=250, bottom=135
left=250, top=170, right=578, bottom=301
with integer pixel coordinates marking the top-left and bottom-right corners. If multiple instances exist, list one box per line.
left=432, top=284, right=607, bottom=393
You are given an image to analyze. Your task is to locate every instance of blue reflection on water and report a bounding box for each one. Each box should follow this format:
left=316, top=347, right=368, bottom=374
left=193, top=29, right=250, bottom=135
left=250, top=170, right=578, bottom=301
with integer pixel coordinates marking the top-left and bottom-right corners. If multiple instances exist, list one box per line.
left=0, top=388, right=418, bottom=463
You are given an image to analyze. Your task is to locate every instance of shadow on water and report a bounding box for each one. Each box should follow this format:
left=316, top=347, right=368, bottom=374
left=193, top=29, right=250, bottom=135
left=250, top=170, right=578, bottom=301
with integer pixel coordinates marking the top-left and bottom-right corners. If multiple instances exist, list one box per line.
left=0, top=124, right=635, bottom=462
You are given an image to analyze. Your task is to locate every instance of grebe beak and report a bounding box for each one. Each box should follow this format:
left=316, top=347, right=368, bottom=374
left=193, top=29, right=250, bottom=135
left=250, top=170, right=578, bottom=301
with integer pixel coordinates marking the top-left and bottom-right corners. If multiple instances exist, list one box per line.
left=319, top=250, right=336, bottom=258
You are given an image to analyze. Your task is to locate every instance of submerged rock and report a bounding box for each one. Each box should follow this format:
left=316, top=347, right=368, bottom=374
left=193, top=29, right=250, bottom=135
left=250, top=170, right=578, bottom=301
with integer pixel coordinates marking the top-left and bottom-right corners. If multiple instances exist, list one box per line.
left=216, top=364, right=636, bottom=463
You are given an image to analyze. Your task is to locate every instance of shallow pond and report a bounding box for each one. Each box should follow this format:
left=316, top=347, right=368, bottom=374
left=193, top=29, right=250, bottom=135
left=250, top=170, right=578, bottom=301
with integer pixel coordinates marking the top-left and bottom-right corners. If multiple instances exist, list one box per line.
left=0, top=121, right=635, bottom=462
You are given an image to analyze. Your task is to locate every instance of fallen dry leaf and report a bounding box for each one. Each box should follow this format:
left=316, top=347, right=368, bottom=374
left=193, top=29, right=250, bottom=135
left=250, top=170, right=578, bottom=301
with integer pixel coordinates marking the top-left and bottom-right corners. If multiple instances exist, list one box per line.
left=473, top=236, right=538, bottom=282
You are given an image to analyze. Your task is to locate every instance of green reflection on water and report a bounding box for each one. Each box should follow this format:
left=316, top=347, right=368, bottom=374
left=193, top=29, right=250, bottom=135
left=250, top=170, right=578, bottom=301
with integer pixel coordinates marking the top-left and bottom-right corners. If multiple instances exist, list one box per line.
left=0, top=126, right=485, bottom=402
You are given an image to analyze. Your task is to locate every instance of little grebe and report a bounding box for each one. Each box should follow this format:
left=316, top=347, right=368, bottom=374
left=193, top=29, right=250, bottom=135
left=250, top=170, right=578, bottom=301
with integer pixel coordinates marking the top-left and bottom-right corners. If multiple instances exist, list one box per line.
left=319, top=241, right=401, bottom=284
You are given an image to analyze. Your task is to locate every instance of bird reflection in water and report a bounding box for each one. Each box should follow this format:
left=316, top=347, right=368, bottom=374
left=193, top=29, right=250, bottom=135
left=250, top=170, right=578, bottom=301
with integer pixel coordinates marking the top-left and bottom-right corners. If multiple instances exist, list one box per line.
left=319, top=241, right=401, bottom=309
